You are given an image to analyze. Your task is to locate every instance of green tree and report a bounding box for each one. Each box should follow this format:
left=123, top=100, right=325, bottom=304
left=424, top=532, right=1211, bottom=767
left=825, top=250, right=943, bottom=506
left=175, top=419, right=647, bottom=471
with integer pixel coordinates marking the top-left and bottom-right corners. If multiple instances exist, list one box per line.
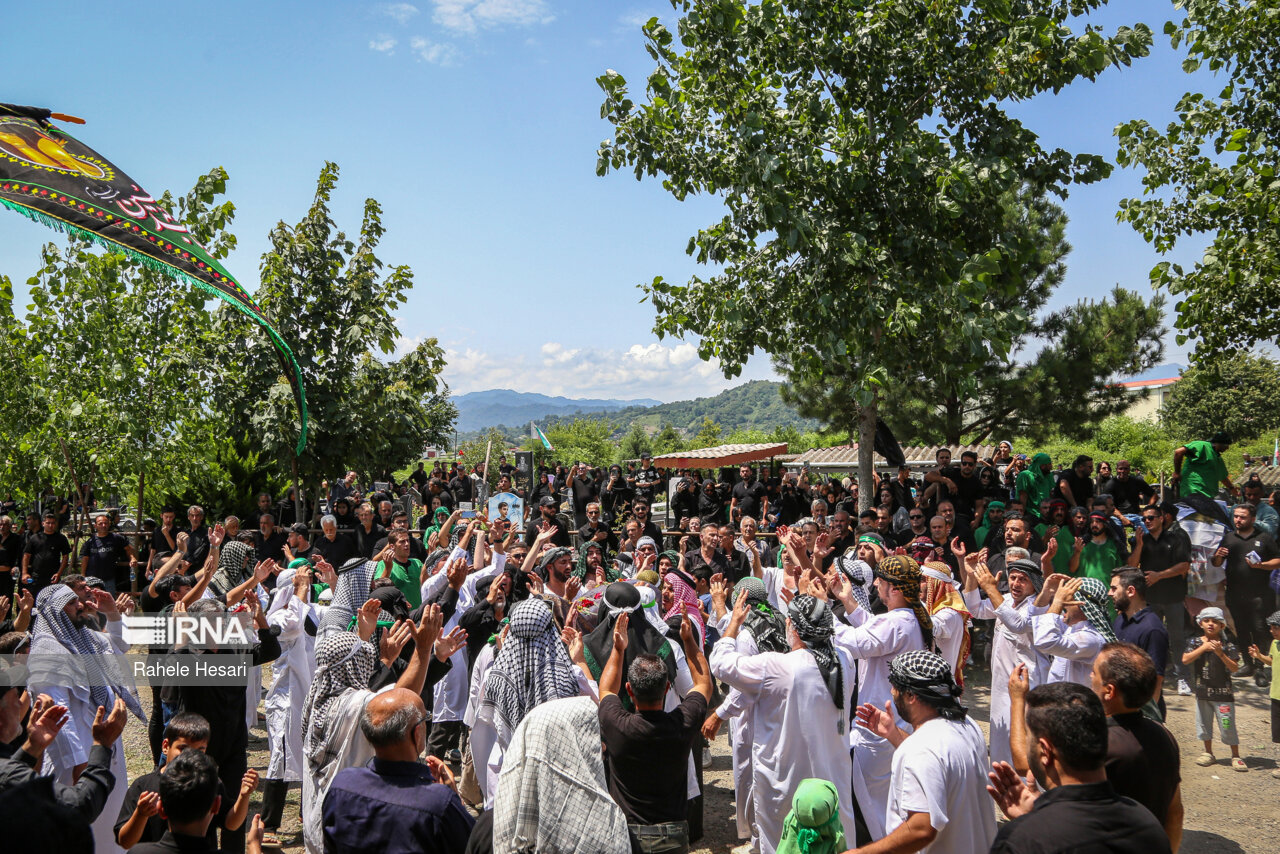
left=882, top=285, right=1166, bottom=445
left=692, top=417, right=722, bottom=447
left=211, top=163, right=455, bottom=520
left=1117, top=0, right=1280, bottom=356
left=542, top=419, right=617, bottom=466
left=653, top=422, right=686, bottom=455
left=599, top=1, right=1151, bottom=509
left=618, top=422, right=654, bottom=462
left=1162, top=354, right=1280, bottom=442
left=0, top=169, right=237, bottom=519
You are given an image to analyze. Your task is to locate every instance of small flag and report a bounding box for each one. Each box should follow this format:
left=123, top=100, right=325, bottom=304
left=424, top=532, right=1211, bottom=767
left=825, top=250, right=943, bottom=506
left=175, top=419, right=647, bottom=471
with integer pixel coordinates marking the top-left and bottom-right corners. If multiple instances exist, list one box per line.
left=531, top=422, right=554, bottom=451
left=1273, top=435, right=1278, bottom=467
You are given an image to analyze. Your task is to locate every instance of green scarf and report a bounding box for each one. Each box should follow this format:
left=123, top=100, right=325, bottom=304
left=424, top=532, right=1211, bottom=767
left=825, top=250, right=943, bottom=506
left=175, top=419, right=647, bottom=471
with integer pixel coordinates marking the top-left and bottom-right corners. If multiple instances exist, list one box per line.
left=776, top=778, right=847, bottom=854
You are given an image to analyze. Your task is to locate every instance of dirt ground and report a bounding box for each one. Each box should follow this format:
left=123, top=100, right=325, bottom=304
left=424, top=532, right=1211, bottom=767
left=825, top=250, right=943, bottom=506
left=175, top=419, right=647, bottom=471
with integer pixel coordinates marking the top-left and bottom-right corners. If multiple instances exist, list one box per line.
left=122, top=660, right=1277, bottom=853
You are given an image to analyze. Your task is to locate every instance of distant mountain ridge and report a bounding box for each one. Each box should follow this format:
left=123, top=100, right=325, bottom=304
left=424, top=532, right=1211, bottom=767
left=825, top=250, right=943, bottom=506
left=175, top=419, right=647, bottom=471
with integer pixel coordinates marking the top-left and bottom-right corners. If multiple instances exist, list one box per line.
left=548, top=380, right=817, bottom=435
left=452, top=389, right=662, bottom=432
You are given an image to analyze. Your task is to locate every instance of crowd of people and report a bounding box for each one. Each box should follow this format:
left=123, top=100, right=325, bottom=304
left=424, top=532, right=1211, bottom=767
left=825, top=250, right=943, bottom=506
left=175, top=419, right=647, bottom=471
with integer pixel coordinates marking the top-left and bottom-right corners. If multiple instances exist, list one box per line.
left=1, top=430, right=1279, bottom=853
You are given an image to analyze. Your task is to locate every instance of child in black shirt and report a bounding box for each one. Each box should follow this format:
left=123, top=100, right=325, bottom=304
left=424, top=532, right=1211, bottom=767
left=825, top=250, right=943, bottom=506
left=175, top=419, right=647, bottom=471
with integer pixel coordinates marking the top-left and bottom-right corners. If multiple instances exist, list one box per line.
left=1182, top=607, right=1246, bottom=772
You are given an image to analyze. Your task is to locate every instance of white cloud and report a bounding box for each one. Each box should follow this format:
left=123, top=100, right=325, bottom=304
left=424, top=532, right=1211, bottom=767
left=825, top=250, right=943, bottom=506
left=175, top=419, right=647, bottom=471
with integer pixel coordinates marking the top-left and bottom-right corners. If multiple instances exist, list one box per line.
left=431, top=0, right=554, bottom=34
left=381, top=3, right=421, bottom=24
left=410, top=36, right=458, bottom=65
left=369, top=36, right=398, bottom=53
left=617, top=11, right=656, bottom=30
left=438, top=339, right=776, bottom=401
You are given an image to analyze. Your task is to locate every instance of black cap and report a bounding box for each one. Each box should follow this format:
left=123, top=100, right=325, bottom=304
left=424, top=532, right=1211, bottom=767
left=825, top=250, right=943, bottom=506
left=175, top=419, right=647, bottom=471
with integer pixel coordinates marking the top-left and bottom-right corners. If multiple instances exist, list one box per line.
left=539, top=495, right=558, bottom=508
left=289, top=522, right=309, bottom=536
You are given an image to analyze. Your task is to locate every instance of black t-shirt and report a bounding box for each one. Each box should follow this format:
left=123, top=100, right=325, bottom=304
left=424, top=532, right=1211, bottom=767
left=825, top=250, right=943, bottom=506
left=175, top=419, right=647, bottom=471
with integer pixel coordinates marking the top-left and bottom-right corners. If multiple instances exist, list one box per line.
left=0, top=533, right=23, bottom=568
left=1055, top=469, right=1095, bottom=508
left=1186, top=635, right=1238, bottom=700
left=150, top=525, right=184, bottom=555
left=352, top=523, right=387, bottom=560
left=255, top=529, right=288, bottom=564
left=634, top=466, right=662, bottom=500
left=1217, top=528, right=1280, bottom=596
left=1105, top=712, right=1181, bottom=825
left=732, top=480, right=767, bottom=521
left=570, top=476, right=600, bottom=526
left=598, top=691, right=707, bottom=825
left=1138, top=527, right=1193, bottom=605
left=81, top=533, right=130, bottom=581
left=184, top=525, right=211, bottom=570
left=23, top=531, right=71, bottom=581
left=685, top=549, right=729, bottom=581
left=449, top=475, right=474, bottom=502
left=314, top=533, right=354, bottom=567
left=522, top=515, right=571, bottom=548
left=934, top=466, right=981, bottom=520
left=1103, top=476, right=1155, bottom=515
left=114, top=767, right=232, bottom=846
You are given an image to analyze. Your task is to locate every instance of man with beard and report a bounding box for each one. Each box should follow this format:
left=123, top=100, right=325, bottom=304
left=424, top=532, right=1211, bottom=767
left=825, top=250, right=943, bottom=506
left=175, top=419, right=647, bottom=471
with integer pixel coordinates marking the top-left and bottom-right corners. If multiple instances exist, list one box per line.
left=1071, top=511, right=1123, bottom=585
left=903, top=507, right=930, bottom=547
left=717, top=524, right=754, bottom=584
left=849, top=650, right=996, bottom=854
left=711, top=593, right=855, bottom=853
left=79, top=514, right=138, bottom=594
left=1242, top=479, right=1279, bottom=537
left=823, top=510, right=855, bottom=570
left=1035, top=500, right=1076, bottom=577
left=577, top=502, right=618, bottom=552
left=21, top=513, right=71, bottom=596
left=1211, top=502, right=1280, bottom=681
left=962, top=555, right=1050, bottom=770
left=730, top=465, right=769, bottom=527
left=252, top=514, right=288, bottom=568
left=1103, top=460, right=1156, bottom=518
left=874, top=506, right=899, bottom=549
left=685, top=525, right=730, bottom=581
left=828, top=554, right=930, bottom=844
left=1109, top=568, right=1169, bottom=715
left=351, top=502, right=386, bottom=560
left=925, top=449, right=983, bottom=523
left=985, top=515, right=1054, bottom=590
left=631, top=499, right=664, bottom=545
left=1126, top=507, right=1193, bottom=694
left=975, top=501, right=1007, bottom=551
left=1091, top=642, right=1184, bottom=846
left=1055, top=455, right=1096, bottom=510
left=523, top=496, right=571, bottom=548
left=374, top=531, right=425, bottom=608
left=535, top=546, right=578, bottom=613
left=151, top=507, right=183, bottom=565
left=314, top=515, right=354, bottom=568
left=986, top=683, right=1170, bottom=854
left=567, top=463, right=600, bottom=529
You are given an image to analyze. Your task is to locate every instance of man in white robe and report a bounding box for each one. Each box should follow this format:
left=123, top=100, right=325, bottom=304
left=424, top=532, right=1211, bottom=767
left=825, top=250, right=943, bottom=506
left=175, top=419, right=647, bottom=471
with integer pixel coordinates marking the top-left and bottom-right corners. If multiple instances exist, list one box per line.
left=27, top=582, right=146, bottom=854
left=710, top=592, right=855, bottom=854
left=961, top=554, right=1050, bottom=768
left=828, top=553, right=930, bottom=843
left=1032, top=575, right=1114, bottom=686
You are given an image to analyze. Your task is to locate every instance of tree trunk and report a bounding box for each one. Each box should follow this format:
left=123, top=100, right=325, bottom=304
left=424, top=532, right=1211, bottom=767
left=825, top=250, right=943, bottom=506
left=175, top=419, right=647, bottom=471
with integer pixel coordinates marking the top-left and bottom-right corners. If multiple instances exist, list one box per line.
left=133, top=469, right=145, bottom=594
left=945, top=396, right=962, bottom=446
left=292, top=457, right=302, bottom=526
left=857, top=395, right=878, bottom=513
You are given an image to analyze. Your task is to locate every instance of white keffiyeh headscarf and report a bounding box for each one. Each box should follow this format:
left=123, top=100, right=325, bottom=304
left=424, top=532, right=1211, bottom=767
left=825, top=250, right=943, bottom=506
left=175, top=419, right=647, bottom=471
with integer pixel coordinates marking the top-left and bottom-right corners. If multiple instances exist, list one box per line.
left=317, top=559, right=377, bottom=642
left=493, top=696, right=630, bottom=854
left=29, top=585, right=145, bottom=720
left=479, top=598, right=580, bottom=751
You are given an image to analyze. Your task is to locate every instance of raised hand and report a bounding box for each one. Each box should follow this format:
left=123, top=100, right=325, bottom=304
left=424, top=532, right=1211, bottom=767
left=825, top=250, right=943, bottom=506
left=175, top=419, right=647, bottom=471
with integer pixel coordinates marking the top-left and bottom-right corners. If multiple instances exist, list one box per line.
left=612, top=611, right=631, bottom=652
left=115, top=593, right=136, bottom=616
left=855, top=701, right=897, bottom=741
left=209, top=523, right=226, bottom=549
left=240, top=768, right=260, bottom=797
left=356, top=598, right=382, bottom=641
left=313, top=558, right=337, bottom=588
left=987, top=762, right=1039, bottom=820
left=380, top=620, right=413, bottom=664
left=1008, top=663, right=1030, bottom=699
left=91, top=697, right=128, bottom=747
left=434, top=625, right=468, bottom=662
left=411, top=603, right=444, bottom=654
left=23, top=698, right=70, bottom=753
left=561, top=619, right=584, bottom=663
left=446, top=557, right=468, bottom=591
left=950, top=537, right=967, bottom=560
left=565, top=576, right=582, bottom=601
left=709, top=573, right=728, bottom=615
left=136, top=790, right=162, bottom=818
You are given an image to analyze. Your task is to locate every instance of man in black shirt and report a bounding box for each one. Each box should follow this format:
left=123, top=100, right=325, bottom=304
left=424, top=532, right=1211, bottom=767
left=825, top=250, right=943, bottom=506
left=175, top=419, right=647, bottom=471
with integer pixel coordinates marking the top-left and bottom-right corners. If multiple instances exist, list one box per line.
left=410, top=462, right=430, bottom=491
left=1055, top=455, right=1096, bottom=510
left=887, top=465, right=918, bottom=512
left=0, top=515, right=23, bottom=606
left=1127, top=508, right=1193, bottom=689
left=633, top=454, right=662, bottom=504
left=577, top=502, right=618, bottom=552
left=1103, top=461, right=1155, bottom=516
left=925, top=449, right=983, bottom=522
left=183, top=506, right=210, bottom=572
left=254, top=514, right=288, bottom=564
left=80, top=514, right=138, bottom=593
left=151, top=508, right=183, bottom=561
left=523, top=496, right=571, bottom=548
left=21, top=513, right=71, bottom=595
left=987, top=682, right=1170, bottom=854
left=598, top=609, right=712, bottom=851
left=1211, top=502, right=1280, bottom=678
left=730, top=464, right=768, bottom=526
left=1091, top=642, right=1183, bottom=845
left=350, top=503, right=386, bottom=560
left=284, top=522, right=316, bottom=565
left=631, top=500, right=664, bottom=546
left=313, top=515, right=354, bottom=567
left=822, top=510, right=855, bottom=570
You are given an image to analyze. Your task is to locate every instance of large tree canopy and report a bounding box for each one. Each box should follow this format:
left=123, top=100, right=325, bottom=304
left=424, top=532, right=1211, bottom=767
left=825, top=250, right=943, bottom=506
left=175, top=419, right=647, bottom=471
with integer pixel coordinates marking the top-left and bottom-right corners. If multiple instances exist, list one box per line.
left=599, top=0, right=1151, bottom=506
left=1162, top=353, right=1280, bottom=442
left=1117, top=0, right=1280, bottom=356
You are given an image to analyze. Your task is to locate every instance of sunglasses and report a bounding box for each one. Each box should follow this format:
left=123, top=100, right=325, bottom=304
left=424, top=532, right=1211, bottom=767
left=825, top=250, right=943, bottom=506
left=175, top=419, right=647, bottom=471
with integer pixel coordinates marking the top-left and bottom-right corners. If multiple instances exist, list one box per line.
left=909, top=514, right=924, bottom=520
left=1141, top=515, right=1159, bottom=522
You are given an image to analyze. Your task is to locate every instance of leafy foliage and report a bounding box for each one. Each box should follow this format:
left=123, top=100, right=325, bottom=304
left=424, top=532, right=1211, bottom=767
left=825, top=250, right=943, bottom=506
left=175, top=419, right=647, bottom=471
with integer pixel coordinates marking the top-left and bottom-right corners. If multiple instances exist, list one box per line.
left=210, top=163, right=456, bottom=516
left=599, top=0, right=1152, bottom=508
left=1117, top=0, right=1280, bottom=356
left=1162, top=354, right=1280, bottom=442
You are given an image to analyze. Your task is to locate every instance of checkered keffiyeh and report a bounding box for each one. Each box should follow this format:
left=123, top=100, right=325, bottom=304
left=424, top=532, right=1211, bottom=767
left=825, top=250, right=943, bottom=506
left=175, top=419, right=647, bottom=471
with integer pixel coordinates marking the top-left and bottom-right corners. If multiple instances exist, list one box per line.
left=832, top=555, right=873, bottom=613
left=493, top=696, right=631, bottom=854
left=1075, top=577, right=1119, bottom=645
left=480, top=598, right=581, bottom=750
left=732, top=577, right=789, bottom=654
left=874, top=554, right=934, bottom=649
left=888, top=649, right=965, bottom=713
left=29, top=585, right=145, bottom=720
left=789, top=594, right=844, bottom=716
left=301, top=632, right=378, bottom=767
left=317, top=558, right=377, bottom=641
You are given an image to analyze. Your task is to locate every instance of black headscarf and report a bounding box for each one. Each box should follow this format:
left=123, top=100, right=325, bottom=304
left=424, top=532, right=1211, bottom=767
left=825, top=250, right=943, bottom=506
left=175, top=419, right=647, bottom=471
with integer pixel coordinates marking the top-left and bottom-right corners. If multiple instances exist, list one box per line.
left=582, top=582, right=675, bottom=710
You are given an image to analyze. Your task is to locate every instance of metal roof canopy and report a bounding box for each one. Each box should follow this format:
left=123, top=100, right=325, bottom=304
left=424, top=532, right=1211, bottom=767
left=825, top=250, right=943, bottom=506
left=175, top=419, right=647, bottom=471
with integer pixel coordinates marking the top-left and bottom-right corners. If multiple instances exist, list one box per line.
left=651, top=442, right=789, bottom=469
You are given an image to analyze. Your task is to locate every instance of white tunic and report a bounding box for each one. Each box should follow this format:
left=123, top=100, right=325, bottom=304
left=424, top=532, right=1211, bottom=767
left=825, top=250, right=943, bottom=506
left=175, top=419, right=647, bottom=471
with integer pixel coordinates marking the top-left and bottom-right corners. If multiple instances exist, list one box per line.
left=301, top=686, right=388, bottom=854
left=833, top=607, right=926, bottom=840
left=425, top=549, right=506, bottom=724
left=1031, top=613, right=1106, bottom=687
left=710, top=636, right=855, bottom=854
left=886, top=716, right=997, bottom=854
left=31, top=621, right=132, bottom=854
left=714, top=628, right=761, bottom=843
left=962, top=591, right=1049, bottom=768
left=265, top=596, right=315, bottom=781
left=930, top=608, right=967, bottom=680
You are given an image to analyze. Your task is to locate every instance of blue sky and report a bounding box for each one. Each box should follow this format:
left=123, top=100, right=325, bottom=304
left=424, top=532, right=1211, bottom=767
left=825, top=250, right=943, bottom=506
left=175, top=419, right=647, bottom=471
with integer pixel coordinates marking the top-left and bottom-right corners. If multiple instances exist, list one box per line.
left=1, top=1, right=1212, bottom=401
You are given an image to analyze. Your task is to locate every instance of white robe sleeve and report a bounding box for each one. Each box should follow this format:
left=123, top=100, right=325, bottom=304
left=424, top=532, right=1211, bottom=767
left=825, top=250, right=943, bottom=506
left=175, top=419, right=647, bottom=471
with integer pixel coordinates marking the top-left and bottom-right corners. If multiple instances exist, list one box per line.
left=35, top=684, right=90, bottom=770
left=1032, top=613, right=1105, bottom=661
left=104, top=619, right=129, bottom=654
left=572, top=664, right=599, bottom=702
left=962, top=589, right=997, bottom=620
left=832, top=614, right=908, bottom=660
left=709, top=635, right=773, bottom=695
left=994, top=599, right=1042, bottom=635
left=931, top=608, right=962, bottom=641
